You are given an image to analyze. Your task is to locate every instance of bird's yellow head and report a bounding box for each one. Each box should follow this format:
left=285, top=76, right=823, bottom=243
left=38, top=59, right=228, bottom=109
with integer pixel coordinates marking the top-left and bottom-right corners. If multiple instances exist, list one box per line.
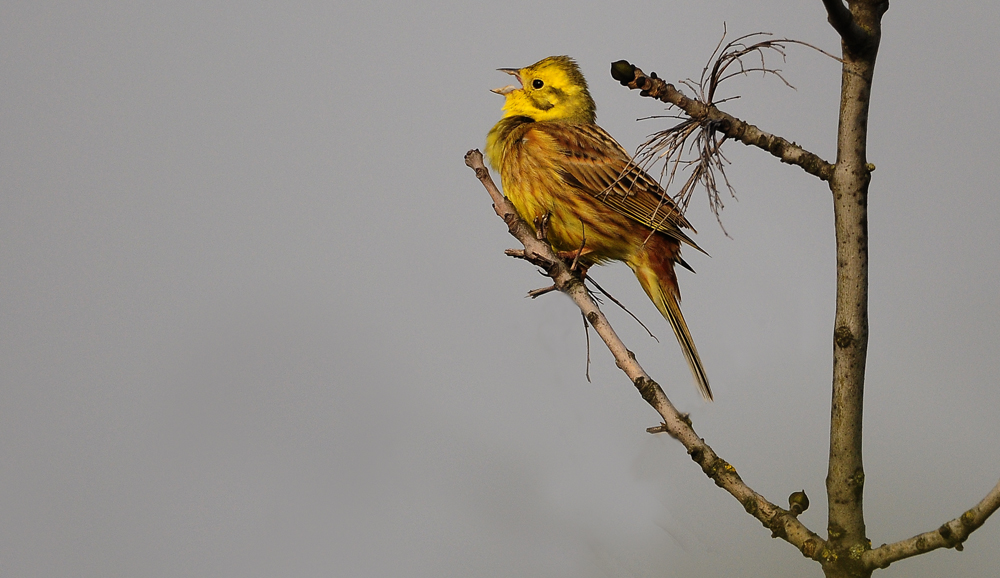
left=492, top=55, right=596, bottom=124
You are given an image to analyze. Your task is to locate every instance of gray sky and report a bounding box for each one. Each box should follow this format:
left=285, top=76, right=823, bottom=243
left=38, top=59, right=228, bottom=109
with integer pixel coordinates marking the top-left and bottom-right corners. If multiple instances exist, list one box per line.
left=2, top=1, right=999, bottom=577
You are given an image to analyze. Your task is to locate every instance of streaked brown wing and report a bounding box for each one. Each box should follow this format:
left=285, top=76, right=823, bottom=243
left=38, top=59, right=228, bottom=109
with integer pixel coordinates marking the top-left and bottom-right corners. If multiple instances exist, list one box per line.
left=530, top=122, right=701, bottom=250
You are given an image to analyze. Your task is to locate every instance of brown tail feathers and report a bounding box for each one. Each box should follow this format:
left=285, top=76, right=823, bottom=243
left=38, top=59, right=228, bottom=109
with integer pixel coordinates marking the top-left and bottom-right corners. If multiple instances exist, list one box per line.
left=627, top=235, right=712, bottom=401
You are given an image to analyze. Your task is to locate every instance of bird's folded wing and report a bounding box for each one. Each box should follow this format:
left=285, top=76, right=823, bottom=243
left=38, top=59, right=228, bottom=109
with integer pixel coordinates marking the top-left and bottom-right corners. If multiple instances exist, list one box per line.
left=529, top=123, right=701, bottom=250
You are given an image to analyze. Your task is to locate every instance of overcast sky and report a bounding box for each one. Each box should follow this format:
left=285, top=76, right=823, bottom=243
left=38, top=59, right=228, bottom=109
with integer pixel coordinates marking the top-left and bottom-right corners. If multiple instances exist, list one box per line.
left=2, top=1, right=999, bottom=577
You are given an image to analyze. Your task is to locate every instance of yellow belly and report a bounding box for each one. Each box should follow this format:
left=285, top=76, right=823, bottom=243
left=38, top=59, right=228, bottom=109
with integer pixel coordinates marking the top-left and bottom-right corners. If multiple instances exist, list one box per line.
left=502, top=173, right=644, bottom=266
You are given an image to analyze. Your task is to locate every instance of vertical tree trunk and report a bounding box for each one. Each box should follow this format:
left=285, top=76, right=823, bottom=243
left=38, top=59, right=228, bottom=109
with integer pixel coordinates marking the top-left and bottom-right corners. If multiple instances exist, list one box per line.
left=824, top=2, right=885, bottom=576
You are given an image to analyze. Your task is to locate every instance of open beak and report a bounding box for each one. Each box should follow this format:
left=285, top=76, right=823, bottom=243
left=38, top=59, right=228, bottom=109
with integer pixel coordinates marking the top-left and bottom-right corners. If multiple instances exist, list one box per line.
left=491, top=67, right=522, bottom=95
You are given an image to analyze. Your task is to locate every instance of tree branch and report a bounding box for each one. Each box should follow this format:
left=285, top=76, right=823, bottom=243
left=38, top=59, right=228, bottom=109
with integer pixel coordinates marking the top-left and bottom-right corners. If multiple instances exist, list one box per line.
left=610, top=61, right=835, bottom=182
left=822, top=0, right=854, bottom=34
left=822, top=0, right=868, bottom=51
left=824, top=12, right=878, bottom=570
left=862, top=477, right=1000, bottom=569
left=823, top=0, right=889, bottom=58
left=465, top=148, right=825, bottom=560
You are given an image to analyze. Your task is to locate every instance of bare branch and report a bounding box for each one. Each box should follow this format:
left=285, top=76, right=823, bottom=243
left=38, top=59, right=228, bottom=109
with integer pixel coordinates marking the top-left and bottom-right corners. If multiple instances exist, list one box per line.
left=823, top=10, right=881, bottom=563
left=822, top=0, right=860, bottom=39
left=824, top=0, right=890, bottom=57
left=609, top=32, right=841, bottom=227
left=822, top=0, right=871, bottom=53
left=611, top=60, right=835, bottom=184
left=526, top=285, right=557, bottom=298
left=585, top=276, right=659, bottom=342
left=465, top=148, right=825, bottom=559
left=700, top=31, right=841, bottom=103
left=862, top=477, right=1000, bottom=570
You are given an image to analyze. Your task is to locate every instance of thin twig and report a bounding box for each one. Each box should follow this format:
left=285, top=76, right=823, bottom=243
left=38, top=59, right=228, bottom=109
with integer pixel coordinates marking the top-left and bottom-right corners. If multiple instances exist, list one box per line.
left=611, top=32, right=838, bottom=228
left=527, top=285, right=557, bottom=298
left=641, top=31, right=837, bottom=225
left=613, top=61, right=834, bottom=179
left=570, top=220, right=586, bottom=272
left=861, top=477, right=1000, bottom=569
left=585, top=276, right=659, bottom=342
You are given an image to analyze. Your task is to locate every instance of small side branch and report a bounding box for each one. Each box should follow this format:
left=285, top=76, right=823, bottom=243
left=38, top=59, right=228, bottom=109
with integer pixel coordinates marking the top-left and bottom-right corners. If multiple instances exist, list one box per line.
left=465, top=148, right=825, bottom=559
left=821, top=0, right=883, bottom=56
left=585, top=276, right=659, bottom=342
left=862, top=477, right=1000, bottom=570
left=611, top=60, right=835, bottom=183
left=822, top=0, right=868, bottom=51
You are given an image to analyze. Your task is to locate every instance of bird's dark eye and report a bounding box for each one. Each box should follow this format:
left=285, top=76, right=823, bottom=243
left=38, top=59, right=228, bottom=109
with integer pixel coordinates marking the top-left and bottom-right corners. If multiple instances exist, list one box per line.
left=532, top=79, right=544, bottom=89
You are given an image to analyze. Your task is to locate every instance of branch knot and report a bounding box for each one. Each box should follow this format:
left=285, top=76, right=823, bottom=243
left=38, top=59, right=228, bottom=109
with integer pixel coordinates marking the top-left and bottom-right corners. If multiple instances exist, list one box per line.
left=834, top=325, right=854, bottom=348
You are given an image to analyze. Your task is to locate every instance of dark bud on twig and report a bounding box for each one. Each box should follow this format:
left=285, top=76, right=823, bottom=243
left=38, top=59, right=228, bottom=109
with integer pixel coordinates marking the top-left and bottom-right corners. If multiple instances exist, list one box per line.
left=788, top=490, right=810, bottom=516
left=610, top=60, right=636, bottom=85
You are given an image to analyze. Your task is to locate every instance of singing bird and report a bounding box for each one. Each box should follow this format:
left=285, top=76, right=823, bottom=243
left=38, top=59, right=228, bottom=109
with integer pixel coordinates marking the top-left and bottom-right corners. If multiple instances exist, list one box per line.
left=485, top=55, right=712, bottom=400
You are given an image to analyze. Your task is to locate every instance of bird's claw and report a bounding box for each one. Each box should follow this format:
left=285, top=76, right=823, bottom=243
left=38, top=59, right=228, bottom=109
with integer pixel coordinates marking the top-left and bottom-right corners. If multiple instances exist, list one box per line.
left=534, top=213, right=551, bottom=242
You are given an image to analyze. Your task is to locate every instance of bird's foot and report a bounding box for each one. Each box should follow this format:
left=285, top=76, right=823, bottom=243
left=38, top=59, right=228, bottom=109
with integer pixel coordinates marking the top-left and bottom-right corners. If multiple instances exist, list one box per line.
left=533, top=213, right=551, bottom=242
left=554, top=249, right=590, bottom=277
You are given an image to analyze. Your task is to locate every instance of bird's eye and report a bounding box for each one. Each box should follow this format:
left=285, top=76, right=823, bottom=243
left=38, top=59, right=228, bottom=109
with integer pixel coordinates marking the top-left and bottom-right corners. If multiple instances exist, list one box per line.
left=532, top=79, right=544, bottom=89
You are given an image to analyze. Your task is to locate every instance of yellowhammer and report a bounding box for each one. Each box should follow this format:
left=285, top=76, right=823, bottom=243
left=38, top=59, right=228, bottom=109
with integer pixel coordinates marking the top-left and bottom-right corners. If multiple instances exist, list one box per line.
left=485, top=55, right=712, bottom=400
